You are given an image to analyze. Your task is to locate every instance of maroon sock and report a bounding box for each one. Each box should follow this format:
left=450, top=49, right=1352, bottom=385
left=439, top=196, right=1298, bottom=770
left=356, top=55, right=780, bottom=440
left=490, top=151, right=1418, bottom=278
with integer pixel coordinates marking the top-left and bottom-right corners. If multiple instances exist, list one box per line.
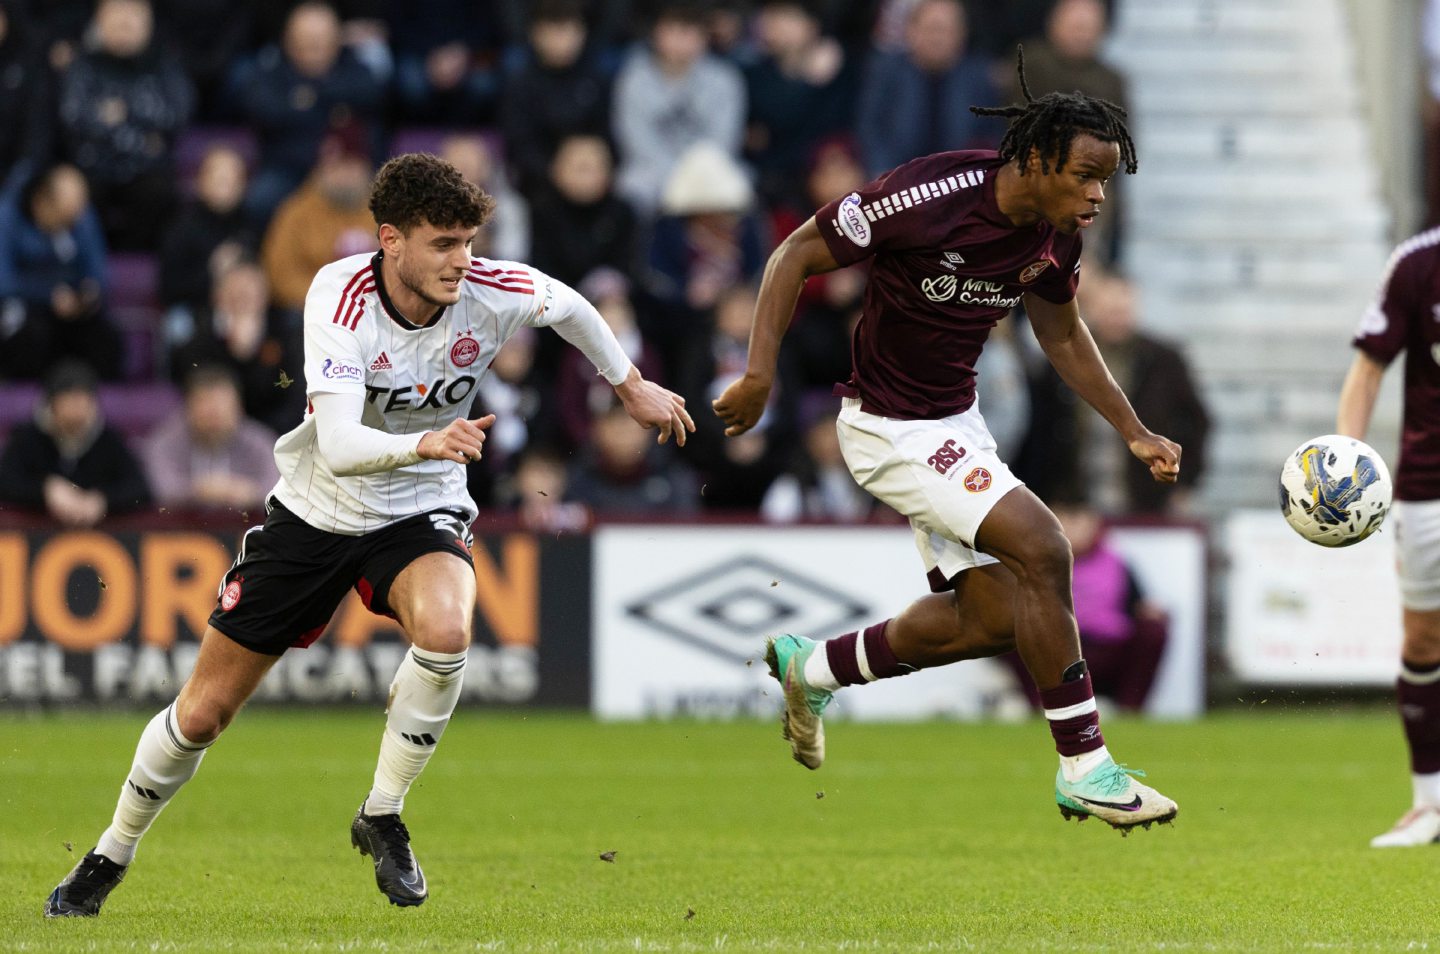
left=824, top=621, right=909, bottom=686
left=1399, top=660, right=1440, bottom=773
left=1039, top=669, right=1105, bottom=757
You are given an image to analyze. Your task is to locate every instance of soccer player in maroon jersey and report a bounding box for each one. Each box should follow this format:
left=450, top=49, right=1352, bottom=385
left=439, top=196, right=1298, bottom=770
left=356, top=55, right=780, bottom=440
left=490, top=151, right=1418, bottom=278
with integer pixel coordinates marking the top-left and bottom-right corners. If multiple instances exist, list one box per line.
left=714, top=51, right=1181, bottom=830
left=1338, top=229, right=1440, bottom=847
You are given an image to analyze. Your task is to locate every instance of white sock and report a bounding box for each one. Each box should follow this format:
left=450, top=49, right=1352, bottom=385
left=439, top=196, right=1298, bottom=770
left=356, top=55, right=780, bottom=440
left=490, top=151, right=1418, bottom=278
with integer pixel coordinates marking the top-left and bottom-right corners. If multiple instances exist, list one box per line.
left=1413, top=771, right=1440, bottom=809
left=364, top=646, right=467, bottom=817
left=802, top=644, right=842, bottom=691
left=1059, top=745, right=1112, bottom=784
left=96, top=703, right=211, bottom=865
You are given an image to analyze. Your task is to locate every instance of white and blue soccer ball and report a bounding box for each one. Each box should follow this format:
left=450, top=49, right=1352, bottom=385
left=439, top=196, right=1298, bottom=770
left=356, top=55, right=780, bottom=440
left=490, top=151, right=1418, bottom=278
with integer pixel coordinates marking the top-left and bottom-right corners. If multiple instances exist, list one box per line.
left=1279, top=434, right=1392, bottom=547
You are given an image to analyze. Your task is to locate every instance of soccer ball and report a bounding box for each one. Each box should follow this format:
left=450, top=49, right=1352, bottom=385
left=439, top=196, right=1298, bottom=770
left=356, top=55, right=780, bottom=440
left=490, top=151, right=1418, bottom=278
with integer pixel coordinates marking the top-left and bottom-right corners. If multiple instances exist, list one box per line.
left=1278, top=434, right=1392, bottom=547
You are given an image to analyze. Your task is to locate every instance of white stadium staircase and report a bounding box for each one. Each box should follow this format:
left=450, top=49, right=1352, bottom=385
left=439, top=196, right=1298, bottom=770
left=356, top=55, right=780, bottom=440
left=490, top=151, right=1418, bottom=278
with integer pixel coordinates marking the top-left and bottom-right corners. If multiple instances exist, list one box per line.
left=1109, top=0, right=1401, bottom=514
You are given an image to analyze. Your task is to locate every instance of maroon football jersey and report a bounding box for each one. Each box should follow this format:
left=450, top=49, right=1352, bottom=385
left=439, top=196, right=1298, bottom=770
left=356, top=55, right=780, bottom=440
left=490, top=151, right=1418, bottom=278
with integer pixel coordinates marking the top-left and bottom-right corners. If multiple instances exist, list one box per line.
left=1353, top=228, right=1440, bottom=500
left=816, top=150, right=1083, bottom=420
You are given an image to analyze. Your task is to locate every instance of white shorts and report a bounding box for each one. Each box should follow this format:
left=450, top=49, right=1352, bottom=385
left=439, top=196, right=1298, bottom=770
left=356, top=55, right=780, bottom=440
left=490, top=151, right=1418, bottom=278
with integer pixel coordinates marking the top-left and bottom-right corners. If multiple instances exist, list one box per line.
left=1393, top=499, right=1440, bottom=611
left=836, top=396, right=1022, bottom=591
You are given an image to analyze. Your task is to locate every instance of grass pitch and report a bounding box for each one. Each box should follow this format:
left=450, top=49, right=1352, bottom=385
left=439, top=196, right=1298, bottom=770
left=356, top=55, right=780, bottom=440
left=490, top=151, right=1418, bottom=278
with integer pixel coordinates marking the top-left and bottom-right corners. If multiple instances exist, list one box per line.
left=2, top=706, right=1433, bottom=952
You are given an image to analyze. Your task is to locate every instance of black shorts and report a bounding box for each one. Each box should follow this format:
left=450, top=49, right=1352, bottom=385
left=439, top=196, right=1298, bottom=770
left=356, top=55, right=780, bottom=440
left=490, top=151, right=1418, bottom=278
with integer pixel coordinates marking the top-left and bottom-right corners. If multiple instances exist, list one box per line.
left=208, top=498, right=475, bottom=655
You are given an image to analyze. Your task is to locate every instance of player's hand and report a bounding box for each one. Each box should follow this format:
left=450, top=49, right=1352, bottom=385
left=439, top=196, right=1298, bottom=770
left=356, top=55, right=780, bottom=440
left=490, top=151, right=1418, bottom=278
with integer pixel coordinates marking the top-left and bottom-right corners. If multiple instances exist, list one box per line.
left=712, top=373, right=772, bottom=437
left=1129, top=432, right=1181, bottom=483
left=615, top=372, right=694, bottom=446
left=417, top=414, right=496, bottom=464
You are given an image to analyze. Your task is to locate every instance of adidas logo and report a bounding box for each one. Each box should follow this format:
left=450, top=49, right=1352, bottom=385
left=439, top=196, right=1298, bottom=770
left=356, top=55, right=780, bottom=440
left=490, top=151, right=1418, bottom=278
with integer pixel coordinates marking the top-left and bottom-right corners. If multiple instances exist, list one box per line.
left=369, top=352, right=392, bottom=371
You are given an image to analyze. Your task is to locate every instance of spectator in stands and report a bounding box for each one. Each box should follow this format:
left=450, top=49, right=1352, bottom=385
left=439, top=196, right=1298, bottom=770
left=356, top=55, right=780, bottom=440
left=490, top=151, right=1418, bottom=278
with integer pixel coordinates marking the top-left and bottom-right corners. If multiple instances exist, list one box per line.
left=467, top=326, right=552, bottom=507
left=159, top=145, right=257, bottom=320
left=0, top=360, right=151, bottom=524
left=612, top=0, right=746, bottom=217
left=1015, top=272, right=1210, bottom=514
left=439, top=134, right=529, bottom=263
left=235, top=1, right=383, bottom=225
left=169, top=260, right=305, bottom=434
left=528, top=134, right=637, bottom=289
left=0, top=164, right=121, bottom=381
left=744, top=0, right=855, bottom=207
left=568, top=403, right=697, bottom=514
left=502, top=444, right=591, bottom=533
left=152, top=0, right=253, bottom=118
left=769, top=137, right=869, bottom=391
left=141, top=363, right=279, bottom=511
left=260, top=122, right=377, bottom=312
left=389, top=0, right=500, bottom=126
left=1005, top=0, right=1129, bottom=263
left=855, top=0, right=1002, bottom=177
left=58, top=0, right=195, bottom=250
left=644, top=142, right=767, bottom=369
left=502, top=0, right=611, bottom=199
left=762, top=407, right=879, bottom=522
left=1005, top=497, right=1168, bottom=712
left=555, top=268, right=665, bottom=450
left=678, top=283, right=795, bottom=511
left=0, top=0, right=57, bottom=192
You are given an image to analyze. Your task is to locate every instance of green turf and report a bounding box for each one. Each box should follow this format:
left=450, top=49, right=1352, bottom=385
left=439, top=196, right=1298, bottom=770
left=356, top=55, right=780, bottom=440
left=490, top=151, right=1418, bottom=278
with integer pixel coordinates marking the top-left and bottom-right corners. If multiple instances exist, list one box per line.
left=2, top=707, right=1432, bottom=952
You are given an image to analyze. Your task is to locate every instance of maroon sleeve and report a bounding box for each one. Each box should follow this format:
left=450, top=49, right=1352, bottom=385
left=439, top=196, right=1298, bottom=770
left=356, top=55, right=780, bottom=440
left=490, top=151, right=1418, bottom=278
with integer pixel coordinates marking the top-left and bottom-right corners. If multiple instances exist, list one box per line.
left=1028, top=233, right=1084, bottom=304
left=815, top=154, right=968, bottom=267
left=1353, top=246, right=1419, bottom=366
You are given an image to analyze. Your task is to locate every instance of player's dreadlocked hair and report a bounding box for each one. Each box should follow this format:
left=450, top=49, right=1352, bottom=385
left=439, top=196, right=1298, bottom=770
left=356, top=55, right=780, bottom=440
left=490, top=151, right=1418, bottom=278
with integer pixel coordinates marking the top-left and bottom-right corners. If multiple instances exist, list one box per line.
left=369, top=153, right=496, bottom=235
left=970, top=46, right=1137, bottom=177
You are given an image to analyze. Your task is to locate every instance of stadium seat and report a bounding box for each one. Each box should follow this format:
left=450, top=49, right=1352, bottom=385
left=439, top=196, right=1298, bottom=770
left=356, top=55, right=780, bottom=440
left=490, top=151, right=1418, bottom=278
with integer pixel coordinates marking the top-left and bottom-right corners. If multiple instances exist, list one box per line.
left=106, top=253, right=162, bottom=380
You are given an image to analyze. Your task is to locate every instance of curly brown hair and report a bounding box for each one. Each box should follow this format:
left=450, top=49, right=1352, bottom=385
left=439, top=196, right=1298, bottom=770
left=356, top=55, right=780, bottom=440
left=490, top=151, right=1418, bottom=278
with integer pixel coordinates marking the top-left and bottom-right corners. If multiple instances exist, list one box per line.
left=368, top=153, right=496, bottom=235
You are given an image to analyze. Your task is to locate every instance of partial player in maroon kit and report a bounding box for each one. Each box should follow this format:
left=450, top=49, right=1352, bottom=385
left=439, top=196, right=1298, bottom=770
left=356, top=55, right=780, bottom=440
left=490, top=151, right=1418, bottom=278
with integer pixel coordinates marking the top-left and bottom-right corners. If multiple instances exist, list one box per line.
left=1337, top=228, right=1440, bottom=847
left=715, top=49, right=1183, bottom=831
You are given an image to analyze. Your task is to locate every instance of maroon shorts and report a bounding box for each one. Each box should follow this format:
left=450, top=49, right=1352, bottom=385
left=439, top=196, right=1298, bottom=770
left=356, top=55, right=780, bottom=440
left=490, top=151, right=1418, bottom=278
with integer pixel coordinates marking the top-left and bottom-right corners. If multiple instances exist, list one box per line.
left=208, top=498, right=474, bottom=655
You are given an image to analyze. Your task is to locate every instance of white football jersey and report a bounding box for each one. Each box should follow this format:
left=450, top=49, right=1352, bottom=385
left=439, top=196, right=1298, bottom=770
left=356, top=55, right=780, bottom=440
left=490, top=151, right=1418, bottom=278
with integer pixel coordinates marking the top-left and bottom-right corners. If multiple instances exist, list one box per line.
left=271, top=252, right=594, bottom=535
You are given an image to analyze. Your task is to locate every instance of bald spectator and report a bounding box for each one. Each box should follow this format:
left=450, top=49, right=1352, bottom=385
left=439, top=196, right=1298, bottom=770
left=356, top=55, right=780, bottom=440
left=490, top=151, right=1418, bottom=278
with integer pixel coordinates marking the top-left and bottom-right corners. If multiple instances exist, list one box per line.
left=141, top=364, right=279, bottom=511
left=0, top=165, right=119, bottom=380
left=855, top=0, right=1002, bottom=177
left=0, top=361, right=151, bottom=525
left=58, top=0, right=194, bottom=249
left=260, top=123, right=377, bottom=312
left=235, top=1, right=382, bottom=225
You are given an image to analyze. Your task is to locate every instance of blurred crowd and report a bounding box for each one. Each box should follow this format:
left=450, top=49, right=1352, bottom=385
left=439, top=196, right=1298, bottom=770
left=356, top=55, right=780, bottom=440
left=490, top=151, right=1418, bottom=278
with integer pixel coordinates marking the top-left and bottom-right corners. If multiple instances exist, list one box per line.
left=0, top=0, right=1208, bottom=539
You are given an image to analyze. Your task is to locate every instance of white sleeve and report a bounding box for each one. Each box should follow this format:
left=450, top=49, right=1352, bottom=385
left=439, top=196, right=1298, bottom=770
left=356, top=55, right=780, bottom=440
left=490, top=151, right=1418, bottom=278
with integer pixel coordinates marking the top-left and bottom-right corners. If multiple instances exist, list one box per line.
left=303, top=266, right=369, bottom=398
left=311, top=392, right=427, bottom=477
left=525, top=274, right=634, bottom=385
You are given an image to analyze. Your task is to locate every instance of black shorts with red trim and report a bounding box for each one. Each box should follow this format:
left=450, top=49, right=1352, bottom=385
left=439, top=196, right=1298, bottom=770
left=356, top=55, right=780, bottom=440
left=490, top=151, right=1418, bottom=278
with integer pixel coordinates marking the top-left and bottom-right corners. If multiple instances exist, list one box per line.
left=208, top=498, right=475, bottom=656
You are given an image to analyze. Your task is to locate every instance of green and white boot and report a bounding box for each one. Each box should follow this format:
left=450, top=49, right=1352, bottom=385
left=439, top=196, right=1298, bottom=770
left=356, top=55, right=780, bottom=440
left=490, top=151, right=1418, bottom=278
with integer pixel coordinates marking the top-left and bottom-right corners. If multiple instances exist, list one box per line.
left=1055, top=757, right=1178, bottom=833
left=764, top=635, right=833, bottom=770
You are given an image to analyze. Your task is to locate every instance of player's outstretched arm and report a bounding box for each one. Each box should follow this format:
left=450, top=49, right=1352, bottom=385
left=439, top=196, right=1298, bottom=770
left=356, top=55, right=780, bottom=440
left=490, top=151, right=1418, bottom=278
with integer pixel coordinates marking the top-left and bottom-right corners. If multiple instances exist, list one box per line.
left=614, top=367, right=695, bottom=446
left=1026, top=292, right=1181, bottom=484
left=714, top=217, right=841, bottom=436
left=1336, top=350, right=1386, bottom=440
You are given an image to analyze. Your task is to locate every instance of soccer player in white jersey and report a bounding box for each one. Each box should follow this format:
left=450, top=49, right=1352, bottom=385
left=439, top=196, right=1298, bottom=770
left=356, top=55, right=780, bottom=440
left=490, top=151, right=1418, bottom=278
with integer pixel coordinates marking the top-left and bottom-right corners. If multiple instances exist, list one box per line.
left=45, top=154, right=693, bottom=916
